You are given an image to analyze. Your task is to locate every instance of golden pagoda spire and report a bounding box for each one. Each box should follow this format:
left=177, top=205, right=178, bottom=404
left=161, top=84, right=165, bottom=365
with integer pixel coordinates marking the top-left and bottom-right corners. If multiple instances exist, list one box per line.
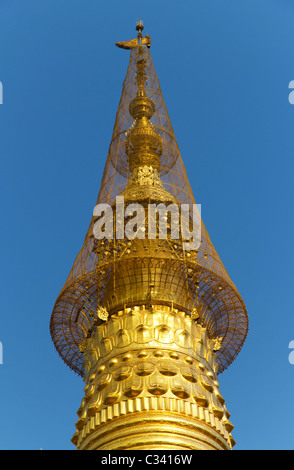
left=126, top=46, right=161, bottom=173
left=50, top=22, right=248, bottom=450
left=123, top=42, right=175, bottom=206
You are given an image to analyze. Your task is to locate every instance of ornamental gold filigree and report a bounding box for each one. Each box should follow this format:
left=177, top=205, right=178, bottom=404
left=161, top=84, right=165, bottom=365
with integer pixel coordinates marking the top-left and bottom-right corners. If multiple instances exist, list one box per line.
left=97, top=306, right=109, bottom=322
left=50, top=21, right=248, bottom=451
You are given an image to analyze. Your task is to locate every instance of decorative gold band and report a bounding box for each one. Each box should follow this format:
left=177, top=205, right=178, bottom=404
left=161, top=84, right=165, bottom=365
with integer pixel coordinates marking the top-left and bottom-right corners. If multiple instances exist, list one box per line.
left=75, top=397, right=233, bottom=450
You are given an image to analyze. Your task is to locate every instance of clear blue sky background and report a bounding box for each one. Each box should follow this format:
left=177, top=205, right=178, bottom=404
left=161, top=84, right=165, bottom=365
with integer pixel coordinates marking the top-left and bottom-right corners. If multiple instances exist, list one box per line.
left=1, top=0, right=294, bottom=450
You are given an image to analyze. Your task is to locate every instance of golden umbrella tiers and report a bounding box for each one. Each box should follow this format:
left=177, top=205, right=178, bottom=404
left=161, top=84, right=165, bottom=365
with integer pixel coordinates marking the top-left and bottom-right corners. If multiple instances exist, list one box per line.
left=50, top=38, right=248, bottom=378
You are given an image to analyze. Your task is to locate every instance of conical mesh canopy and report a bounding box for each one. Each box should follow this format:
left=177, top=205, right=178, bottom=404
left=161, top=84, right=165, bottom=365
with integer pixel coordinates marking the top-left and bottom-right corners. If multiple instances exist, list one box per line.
left=50, top=43, right=248, bottom=376
left=97, top=46, right=193, bottom=206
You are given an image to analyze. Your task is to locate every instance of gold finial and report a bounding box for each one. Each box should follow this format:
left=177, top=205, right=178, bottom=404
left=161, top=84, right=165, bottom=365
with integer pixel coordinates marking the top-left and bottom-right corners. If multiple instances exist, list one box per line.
left=126, top=48, right=162, bottom=173
left=115, top=21, right=151, bottom=50
left=136, top=19, right=144, bottom=41
left=136, top=19, right=144, bottom=30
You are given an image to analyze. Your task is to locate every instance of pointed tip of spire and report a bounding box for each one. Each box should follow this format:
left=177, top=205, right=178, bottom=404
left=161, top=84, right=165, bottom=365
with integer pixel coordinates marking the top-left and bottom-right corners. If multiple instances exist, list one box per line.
left=136, top=19, right=144, bottom=33
left=136, top=19, right=144, bottom=44
left=115, top=21, right=151, bottom=50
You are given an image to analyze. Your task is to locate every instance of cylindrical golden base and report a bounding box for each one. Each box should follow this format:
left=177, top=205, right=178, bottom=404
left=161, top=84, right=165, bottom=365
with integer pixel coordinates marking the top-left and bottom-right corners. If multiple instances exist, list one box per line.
left=78, top=402, right=231, bottom=450
left=72, top=306, right=234, bottom=450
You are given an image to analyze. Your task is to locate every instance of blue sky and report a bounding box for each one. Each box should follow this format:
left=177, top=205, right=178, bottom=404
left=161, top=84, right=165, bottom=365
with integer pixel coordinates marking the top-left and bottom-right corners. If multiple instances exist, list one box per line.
left=0, top=0, right=294, bottom=450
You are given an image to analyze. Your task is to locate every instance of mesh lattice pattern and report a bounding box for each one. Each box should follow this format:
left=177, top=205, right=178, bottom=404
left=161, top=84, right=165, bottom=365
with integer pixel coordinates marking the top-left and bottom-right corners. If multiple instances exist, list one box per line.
left=50, top=44, right=248, bottom=376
